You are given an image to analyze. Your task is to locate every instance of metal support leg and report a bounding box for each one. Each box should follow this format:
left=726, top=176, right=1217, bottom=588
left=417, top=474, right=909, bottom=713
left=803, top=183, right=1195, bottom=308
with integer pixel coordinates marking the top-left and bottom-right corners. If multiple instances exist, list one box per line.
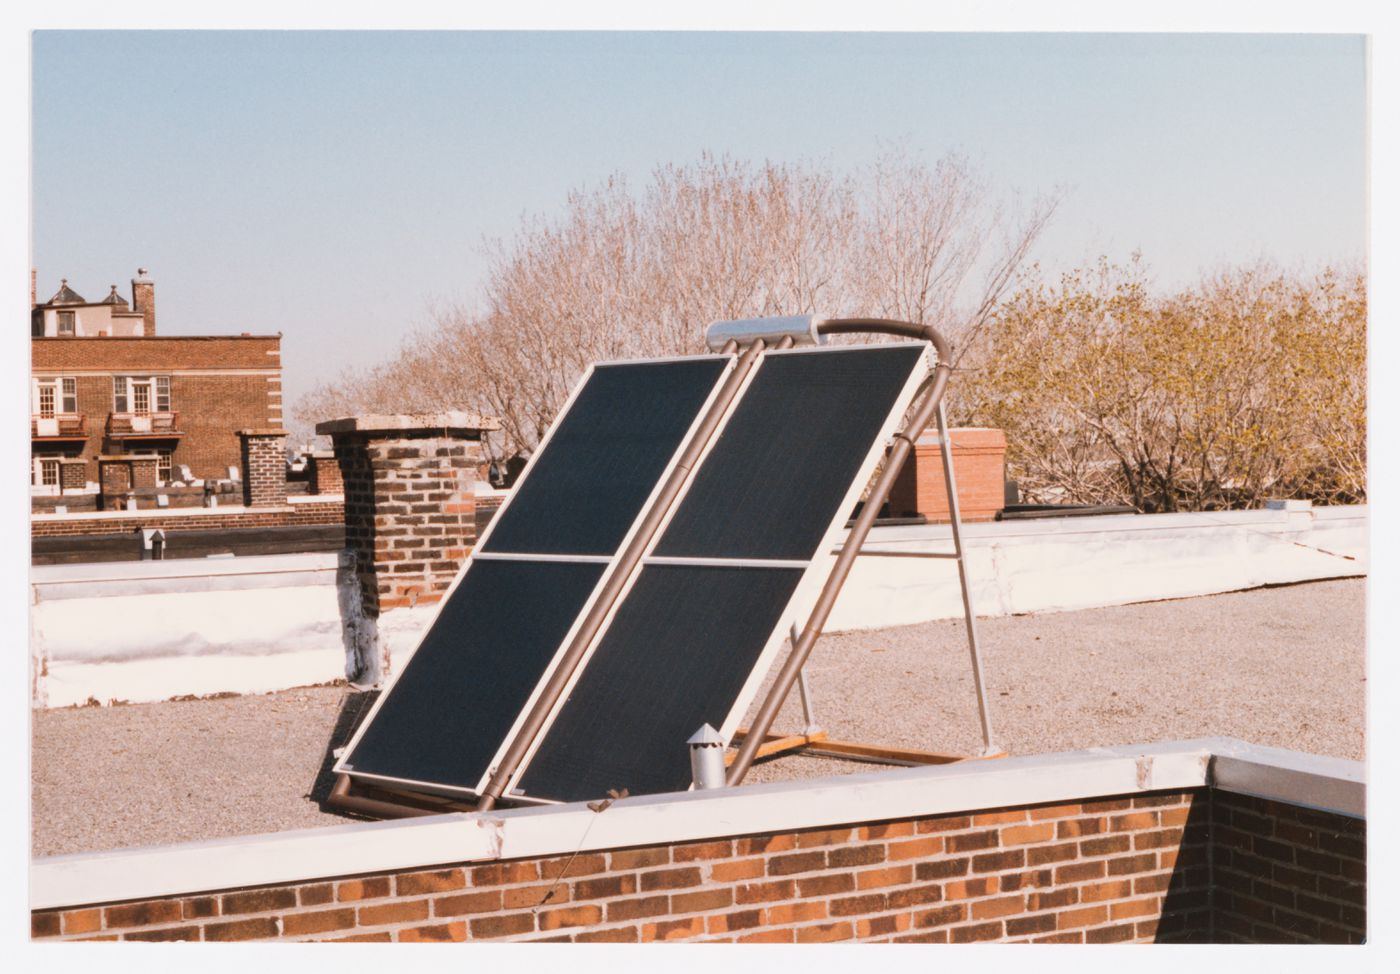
left=935, top=402, right=998, bottom=754
left=792, top=623, right=823, bottom=735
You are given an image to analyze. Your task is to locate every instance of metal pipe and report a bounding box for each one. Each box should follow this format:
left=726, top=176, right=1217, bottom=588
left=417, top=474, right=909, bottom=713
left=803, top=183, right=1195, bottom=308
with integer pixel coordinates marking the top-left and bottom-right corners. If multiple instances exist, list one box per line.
left=840, top=548, right=960, bottom=559
left=726, top=318, right=954, bottom=785
left=937, top=400, right=997, bottom=753
left=720, top=338, right=739, bottom=354
left=478, top=339, right=769, bottom=810
left=792, top=623, right=821, bottom=734
left=327, top=773, right=441, bottom=819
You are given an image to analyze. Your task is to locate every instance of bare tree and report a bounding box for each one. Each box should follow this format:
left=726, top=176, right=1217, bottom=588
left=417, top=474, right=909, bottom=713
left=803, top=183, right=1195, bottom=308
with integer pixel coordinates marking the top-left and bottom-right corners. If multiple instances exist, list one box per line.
left=294, top=149, right=1057, bottom=460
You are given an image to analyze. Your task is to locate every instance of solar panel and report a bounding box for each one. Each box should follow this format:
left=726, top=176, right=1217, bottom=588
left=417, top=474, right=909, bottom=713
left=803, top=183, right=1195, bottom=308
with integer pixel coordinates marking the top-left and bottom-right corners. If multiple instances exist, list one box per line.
left=654, top=344, right=930, bottom=561
left=339, top=560, right=607, bottom=792
left=509, top=344, right=930, bottom=802
left=514, top=564, right=806, bottom=803
left=334, top=355, right=734, bottom=797
left=481, top=357, right=731, bottom=556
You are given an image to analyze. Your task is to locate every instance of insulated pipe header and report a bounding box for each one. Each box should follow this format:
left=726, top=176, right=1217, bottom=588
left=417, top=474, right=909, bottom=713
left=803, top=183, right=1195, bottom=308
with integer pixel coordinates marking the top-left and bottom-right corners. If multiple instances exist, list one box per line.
left=705, top=315, right=828, bottom=352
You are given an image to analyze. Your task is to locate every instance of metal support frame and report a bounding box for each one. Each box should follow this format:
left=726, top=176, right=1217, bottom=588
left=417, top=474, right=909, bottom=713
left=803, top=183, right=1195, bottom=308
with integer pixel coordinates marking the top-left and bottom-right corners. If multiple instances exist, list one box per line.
left=792, top=624, right=823, bottom=736
left=934, top=401, right=997, bottom=755
left=726, top=317, right=1001, bottom=786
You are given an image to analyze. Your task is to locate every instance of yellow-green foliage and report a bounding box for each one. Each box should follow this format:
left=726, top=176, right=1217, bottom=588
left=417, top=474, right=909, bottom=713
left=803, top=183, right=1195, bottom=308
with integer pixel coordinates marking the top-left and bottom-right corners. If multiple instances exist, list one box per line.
left=960, top=256, right=1366, bottom=511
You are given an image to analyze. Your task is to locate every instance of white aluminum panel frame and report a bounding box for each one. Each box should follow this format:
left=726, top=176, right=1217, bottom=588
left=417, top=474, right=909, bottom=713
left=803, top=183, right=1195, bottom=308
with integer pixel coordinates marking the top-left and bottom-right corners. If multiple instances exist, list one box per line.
left=333, top=353, right=738, bottom=799
left=503, top=341, right=934, bottom=804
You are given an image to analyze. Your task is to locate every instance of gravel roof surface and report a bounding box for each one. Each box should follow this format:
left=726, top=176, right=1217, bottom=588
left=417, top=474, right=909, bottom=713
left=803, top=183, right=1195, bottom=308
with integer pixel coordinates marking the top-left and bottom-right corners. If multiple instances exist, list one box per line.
left=31, top=578, right=1365, bottom=858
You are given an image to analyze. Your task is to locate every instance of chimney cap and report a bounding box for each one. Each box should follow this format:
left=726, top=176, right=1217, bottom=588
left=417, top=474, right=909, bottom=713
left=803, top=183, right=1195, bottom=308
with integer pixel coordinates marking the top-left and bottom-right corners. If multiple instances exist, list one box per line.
left=133, top=267, right=153, bottom=283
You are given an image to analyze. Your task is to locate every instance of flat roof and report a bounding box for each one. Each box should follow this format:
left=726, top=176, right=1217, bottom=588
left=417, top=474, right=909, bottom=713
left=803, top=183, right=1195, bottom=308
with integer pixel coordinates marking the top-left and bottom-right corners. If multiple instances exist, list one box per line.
left=30, top=578, right=1364, bottom=859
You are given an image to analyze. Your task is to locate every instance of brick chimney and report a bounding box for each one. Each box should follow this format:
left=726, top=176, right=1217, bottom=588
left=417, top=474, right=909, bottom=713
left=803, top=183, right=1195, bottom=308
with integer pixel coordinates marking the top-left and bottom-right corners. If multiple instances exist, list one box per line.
left=315, top=412, right=499, bottom=615
left=131, top=268, right=155, bottom=335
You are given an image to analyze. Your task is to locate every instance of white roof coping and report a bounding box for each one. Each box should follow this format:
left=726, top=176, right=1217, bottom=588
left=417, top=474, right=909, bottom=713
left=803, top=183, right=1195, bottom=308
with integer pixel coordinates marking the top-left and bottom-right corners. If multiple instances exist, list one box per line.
left=29, top=737, right=1362, bottom=911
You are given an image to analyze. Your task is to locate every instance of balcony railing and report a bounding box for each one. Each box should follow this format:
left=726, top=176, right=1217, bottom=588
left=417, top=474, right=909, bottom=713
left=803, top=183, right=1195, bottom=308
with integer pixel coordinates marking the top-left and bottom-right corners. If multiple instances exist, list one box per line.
left=31, top=413, right=88, bottom=439
left=106, top=411, right=182, bottom=437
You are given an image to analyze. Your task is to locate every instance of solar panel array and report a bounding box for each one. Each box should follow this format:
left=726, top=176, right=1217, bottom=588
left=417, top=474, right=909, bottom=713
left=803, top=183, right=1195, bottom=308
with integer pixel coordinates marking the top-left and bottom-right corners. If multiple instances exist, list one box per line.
left=338, top=357, right=732, bottom=797
left=337, top=343, right=930, bottom=805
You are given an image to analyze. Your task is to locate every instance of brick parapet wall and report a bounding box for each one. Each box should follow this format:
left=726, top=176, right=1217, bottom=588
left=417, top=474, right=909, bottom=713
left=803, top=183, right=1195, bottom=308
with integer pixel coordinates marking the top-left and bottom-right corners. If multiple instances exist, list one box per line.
left=29, top=786, right=1365, bottom=944
left=29, top=501, right=345, bottom=538
left=31, top=335, right=281, bottom=371
left=333, top=432, right=481, bottom=613
left=1211, top=791, right=1366, bottom=942
left=239, top=431, right=288, bottom=508
left=30, top=790, right=1205, bottom=943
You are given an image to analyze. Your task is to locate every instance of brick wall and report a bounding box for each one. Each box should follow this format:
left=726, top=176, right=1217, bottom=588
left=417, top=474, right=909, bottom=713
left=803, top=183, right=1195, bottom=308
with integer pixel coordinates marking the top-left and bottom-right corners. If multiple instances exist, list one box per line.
left=889, top=428, right=1006, bottom=522
left=1211, top=791, right=1366, bottom=942
left=58, top=460, right=87, bottom=492
left=327, top=422, right=486, bottom=613
left=130, top=457, right=158, bottom=490
left=308, top=453, right=343, bottom=495
left=25, top=787, right=1366, bottom=944
left=31, top=336, right=281, bottom=483
left=240, top=431, right=288, bottom=508
left=32, top=336, right=280, bottom=371
left=29, top=501, right=345, bottom=538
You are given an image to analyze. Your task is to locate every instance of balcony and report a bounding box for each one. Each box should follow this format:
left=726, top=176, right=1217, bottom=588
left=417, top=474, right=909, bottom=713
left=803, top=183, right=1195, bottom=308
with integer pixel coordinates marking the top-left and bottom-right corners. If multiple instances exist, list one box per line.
left=106, top=411, right=183, bottom=439
left=31, top=414, right=88, bottom=441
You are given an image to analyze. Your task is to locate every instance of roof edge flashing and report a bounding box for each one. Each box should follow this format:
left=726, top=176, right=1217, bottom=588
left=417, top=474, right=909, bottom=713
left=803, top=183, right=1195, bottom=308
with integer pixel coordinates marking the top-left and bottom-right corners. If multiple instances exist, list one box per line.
left=704, top=315, right=828, bottom=351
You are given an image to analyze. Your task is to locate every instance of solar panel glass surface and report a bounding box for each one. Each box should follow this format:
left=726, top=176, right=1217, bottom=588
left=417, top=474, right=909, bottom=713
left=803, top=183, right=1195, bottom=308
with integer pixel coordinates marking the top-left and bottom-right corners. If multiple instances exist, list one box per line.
left=339, top=356, right=731, bottom=795
left=653, top=344, right=928, bottom=560
left=342, top=559, right=606, bottom=791
left=481, top=357, right=730, bottom=556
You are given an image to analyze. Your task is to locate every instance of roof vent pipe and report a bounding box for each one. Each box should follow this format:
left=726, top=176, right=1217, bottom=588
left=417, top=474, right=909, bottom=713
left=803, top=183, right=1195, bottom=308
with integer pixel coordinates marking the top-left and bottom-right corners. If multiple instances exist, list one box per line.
left=688, top=724, right=727, bottom=790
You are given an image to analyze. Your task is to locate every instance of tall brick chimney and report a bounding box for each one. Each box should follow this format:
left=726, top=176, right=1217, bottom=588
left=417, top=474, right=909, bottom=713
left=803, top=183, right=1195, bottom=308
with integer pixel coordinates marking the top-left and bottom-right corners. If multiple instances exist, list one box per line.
left=131, top=267, right=155, bottom=335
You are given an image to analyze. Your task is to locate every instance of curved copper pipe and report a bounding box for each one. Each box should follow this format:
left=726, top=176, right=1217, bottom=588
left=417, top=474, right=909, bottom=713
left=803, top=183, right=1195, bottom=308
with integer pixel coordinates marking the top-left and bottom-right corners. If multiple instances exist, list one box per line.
left=327, top=773, right=441, bottom=819
left=725, top=318, right=954, bottom=785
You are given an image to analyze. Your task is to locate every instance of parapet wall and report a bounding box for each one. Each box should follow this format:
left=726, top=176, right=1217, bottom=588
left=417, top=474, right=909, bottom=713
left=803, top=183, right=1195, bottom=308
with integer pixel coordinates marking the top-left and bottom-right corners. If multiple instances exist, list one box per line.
left=30, top=739, right=1364, bottom=944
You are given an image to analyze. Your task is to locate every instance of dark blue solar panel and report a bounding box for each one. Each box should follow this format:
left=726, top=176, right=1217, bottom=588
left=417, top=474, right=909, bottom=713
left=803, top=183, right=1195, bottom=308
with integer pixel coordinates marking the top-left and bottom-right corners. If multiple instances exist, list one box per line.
left=343, top=559, right=606, bottom=792
left=481, top=358, right=729, bottom=556
left=654, top=345, right=926, bottom=560
left=515, top=564, right=805, bottom=803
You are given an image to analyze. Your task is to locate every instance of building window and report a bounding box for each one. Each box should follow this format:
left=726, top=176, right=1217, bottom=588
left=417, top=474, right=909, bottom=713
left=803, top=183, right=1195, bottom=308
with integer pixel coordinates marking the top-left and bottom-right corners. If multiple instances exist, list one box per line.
left=36, top=457, right=60, bottom=487
left=34, top=377, right=78, bottom=418
left=57, top=311, right=75, bottom=336
left=114, top=375, right=172, bottom=414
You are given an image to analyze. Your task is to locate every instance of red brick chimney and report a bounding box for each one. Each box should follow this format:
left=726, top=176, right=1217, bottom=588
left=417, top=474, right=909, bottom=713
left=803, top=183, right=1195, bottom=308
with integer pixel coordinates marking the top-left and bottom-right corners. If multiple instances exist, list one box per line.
left=131, top=268, right=155, bottom=335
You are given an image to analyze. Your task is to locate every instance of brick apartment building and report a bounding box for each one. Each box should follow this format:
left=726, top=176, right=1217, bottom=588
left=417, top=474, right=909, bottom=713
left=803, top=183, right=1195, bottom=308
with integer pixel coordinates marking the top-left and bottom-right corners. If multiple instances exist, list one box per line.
left=30, top=269, right=283, bottom=494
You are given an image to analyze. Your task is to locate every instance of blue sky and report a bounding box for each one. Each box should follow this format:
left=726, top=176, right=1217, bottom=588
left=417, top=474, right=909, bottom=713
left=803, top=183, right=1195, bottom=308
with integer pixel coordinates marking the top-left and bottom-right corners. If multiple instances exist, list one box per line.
left=31, top=31, right=1366, bottom=406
